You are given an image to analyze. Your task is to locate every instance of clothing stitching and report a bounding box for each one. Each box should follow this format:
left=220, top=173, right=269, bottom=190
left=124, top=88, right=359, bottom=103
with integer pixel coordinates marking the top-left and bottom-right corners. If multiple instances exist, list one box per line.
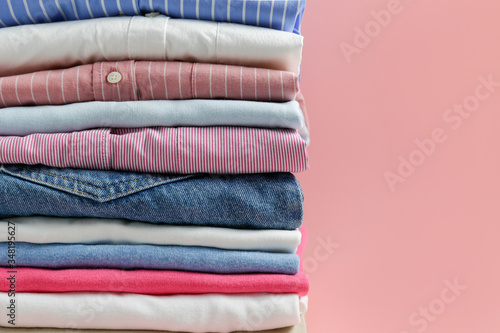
left=14, top=166, right=163, bottom=190
left=176, top=127, right=180, bottom=173
left=190, top=63, right=195, bottom=99
left=103, top=128, right=109, bottom=169
left=10, top=176, right=168, bottom=200
left=132, top=60, right=138, bottom=101
left=215, top=22, right=220, bottom=63
left=125, top=16, right=133, bottom=60
left=163, top=17, right=170, bottom=61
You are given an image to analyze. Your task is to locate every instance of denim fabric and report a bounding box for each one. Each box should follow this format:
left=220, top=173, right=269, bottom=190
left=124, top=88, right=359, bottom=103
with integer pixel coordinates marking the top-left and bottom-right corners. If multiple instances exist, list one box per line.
left=0, top=165, right=303, bottom=230
left=0, top=242, right=299, bottom=274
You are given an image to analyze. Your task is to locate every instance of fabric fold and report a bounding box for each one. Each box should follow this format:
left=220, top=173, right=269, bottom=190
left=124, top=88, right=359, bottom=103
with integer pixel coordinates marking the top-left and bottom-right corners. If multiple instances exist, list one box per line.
left=0, top=216, right=301, bottom=253
left=0, top=315, right=307, bottom=332
left=0, top=15, right=303, bottom=77
left=0, top=293, right=307, bottom=332
left=0, top=127, right=309, bottom=174
left=0, top=61, right=300, bottom=108
left=0, top=267, right=309, bottom=296
left=0, top=100, right=309, bottom=142
left=0, top=168, right=303, bottom=230
left=0, top=242, right=300, bottom=274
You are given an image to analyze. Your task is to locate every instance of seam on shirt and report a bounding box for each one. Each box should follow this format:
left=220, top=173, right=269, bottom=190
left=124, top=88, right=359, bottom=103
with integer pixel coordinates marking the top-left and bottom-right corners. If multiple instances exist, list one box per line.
left=13, top=166, right=165, bottom=190
left=7, top=175, right=170, bottom=200
left=93, top=63, right=101, bottom=101
left=103, top=127, right=110, bottom=170
left=126, top=16, right=134, bottom=60
left=215, top=22, right=220, bottom=63
left=176, top=128, right=180, bottom=173
left=69, top=131, right=75, bottom=167
left=131, top=60, right=138, bottom=101
left=190, top=63, right=195, bottom=99
left=163, top=17, right=170, bottom=61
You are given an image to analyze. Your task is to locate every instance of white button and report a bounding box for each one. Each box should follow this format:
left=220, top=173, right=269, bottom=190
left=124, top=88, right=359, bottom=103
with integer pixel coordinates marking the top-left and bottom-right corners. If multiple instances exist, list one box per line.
left=107, top=72, right=122, bottom=84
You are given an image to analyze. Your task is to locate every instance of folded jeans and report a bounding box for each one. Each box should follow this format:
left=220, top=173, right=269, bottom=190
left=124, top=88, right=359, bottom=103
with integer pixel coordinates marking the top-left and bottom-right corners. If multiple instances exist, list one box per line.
left=0, top=166, right=303, bottom=230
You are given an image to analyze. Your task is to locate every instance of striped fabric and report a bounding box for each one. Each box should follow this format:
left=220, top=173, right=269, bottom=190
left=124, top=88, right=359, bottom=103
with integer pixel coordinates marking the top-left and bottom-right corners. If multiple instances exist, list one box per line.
left=0, top=0, right=305, bottom=34
left=0, top=127, right=308, bottom=174
left=0, top=61, right=299, bottom=108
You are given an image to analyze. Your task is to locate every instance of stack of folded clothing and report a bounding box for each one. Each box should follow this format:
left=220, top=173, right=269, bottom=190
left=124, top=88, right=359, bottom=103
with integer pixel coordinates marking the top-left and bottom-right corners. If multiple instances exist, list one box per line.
left=0, top=1, right=309, bottom=332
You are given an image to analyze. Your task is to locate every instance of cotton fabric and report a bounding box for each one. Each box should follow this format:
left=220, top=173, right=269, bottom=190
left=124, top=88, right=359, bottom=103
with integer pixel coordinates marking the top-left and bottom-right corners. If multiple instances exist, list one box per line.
left=0, top=242, right=299, bottom=274
left=0, top=315, right=307, bottom=332
left=0, top=216, right=301, bottom=253
left=0, top=267, right=309, bottom=295
left=0, top=293, right=307, bottom=332
left=0, top=61, right=299, bottom=108
left=0, top=100, right=309, bottom=142
left=0, top=127, right=308, bottom=174
left=0, top=15, right=303, bottom=77
left=0, top=0, right=306, bottom=34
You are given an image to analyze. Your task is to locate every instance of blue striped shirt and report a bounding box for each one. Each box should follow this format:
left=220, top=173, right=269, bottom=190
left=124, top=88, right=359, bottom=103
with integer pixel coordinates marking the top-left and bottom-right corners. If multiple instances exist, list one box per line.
left=0, top=0, right=305, bottom=34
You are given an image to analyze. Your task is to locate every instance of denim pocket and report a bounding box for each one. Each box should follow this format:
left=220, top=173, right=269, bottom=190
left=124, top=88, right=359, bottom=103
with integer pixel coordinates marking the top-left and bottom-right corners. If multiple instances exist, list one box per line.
left=0, top=164, right=196, bottom=203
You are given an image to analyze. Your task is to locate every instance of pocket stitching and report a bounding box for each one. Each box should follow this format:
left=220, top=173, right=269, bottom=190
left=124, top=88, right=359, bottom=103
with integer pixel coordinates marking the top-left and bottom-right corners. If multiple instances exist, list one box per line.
left=10, top=174, right=169, bottom=200
left=13, top=166, right=166, bottom=190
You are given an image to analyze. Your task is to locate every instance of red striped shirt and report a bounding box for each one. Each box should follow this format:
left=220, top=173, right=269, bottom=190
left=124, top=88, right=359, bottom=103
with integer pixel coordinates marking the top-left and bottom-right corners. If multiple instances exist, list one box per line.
left=0, top=61, right=299, bottom=108
left=0, top=127, right=308, bottom=174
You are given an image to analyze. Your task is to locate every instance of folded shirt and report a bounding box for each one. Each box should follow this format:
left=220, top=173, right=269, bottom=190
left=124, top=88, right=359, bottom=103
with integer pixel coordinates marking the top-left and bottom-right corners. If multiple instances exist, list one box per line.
left=0, top=15, right=303, bottom=77
left=0, top=100, right=309, bottom=142
left=0, top=315, right=307, bottom=333
left=0, top=166, right=303, bottom=230
left=0, top=293, right=308, bottom=332
left=0, top=127, right=308, bottom=174
left=0, top=228, right=308, bottom=295
left=0, top=216, right=301, bottom=253
left=0, top=266, right=308, bottom=295
left=0, top=242, right=299, bottom=273
left=0, top=0, right=306, bottom=34
left=0, top=60, right=300, bottom=108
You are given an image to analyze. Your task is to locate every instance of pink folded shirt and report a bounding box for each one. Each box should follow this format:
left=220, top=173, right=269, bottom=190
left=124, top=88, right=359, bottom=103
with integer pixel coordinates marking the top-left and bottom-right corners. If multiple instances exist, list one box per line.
left=0, top=268, right=309, bottom=296
left=0, top=127, right=308, bottom=174
left=0, top=61, right=299, bottom=108
left=0, top=228, right=309, bottom=296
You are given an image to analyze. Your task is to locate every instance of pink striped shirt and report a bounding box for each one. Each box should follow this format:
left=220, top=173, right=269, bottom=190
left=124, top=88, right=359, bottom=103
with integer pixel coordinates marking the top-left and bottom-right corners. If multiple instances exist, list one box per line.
left=0, top=61, right=299, bottom=108
left=0, top=127, right=308, bottom=174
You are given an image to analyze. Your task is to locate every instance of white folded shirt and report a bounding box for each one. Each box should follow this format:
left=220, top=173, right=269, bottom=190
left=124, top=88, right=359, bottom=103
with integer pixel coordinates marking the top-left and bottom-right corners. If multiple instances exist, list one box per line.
left=0, top=216, right=302, bottom=253
left=0, top=15, right=303, bottom=77
left=0, top=293, right=308, bottom=332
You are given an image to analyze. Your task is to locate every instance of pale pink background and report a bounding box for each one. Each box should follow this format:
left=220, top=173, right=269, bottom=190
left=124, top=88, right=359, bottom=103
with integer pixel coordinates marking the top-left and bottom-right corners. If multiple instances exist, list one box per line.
left=298, top=0, right=500, bottom=332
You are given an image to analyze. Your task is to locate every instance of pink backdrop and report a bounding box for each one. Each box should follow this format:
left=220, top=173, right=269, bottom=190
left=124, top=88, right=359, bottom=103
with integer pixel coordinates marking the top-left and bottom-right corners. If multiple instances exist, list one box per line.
left=298, top=0, right=500, bottom=332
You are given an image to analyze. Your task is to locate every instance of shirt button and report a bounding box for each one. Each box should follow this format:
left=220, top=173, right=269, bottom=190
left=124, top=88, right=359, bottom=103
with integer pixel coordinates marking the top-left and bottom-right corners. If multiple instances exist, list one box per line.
left=107, top=71, right=122, bottom=84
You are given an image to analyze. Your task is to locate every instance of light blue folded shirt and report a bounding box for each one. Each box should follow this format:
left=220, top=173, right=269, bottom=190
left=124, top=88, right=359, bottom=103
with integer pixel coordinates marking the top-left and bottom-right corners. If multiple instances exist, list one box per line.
left=0, top=242, right=300, bottom=274
left=0, top=99, right=309, bottom=143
